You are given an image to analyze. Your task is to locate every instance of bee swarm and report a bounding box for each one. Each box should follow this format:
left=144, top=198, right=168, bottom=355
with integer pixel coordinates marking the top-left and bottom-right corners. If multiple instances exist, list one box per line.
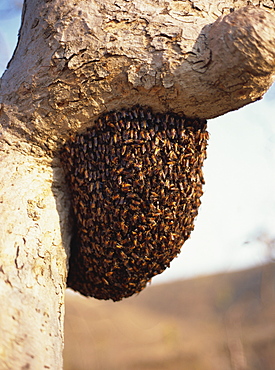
left=61, top=107, right=208, bottom=301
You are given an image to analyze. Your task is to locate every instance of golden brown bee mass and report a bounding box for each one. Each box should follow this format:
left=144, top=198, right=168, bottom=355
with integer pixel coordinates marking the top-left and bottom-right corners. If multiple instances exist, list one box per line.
left=61, top=107, right=208, bottom=301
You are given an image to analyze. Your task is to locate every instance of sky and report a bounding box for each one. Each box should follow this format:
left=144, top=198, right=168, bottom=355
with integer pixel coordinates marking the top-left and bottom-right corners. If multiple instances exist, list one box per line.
left=0, top=3, right=274, bottom=284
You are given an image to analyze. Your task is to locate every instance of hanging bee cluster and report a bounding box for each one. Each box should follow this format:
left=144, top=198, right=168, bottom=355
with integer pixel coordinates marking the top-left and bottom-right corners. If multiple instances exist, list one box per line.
left=61, top=106, right=208, bottom=301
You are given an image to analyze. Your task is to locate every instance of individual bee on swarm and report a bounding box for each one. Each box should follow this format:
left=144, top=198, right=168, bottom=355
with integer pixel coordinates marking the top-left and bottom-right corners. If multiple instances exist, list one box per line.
left=61, top=106, right=208, bottom=301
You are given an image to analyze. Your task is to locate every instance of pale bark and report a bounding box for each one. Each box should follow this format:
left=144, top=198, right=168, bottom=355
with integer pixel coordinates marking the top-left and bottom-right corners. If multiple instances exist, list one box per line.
left=0, top=0, right=274, bottom=368
left=0, top=153, right=71, bottom=369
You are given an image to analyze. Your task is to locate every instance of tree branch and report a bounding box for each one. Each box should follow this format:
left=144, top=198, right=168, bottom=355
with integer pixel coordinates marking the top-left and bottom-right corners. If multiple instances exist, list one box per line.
left=0, top=1, right=274, bottom=155
left=0, top=0, right=274, bottom=367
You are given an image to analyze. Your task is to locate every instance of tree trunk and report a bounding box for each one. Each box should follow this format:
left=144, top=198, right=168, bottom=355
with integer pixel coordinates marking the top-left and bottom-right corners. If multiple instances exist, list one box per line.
left=0, top=151, right=71, bottom=369
left=0, top=0, right=274, bottom=367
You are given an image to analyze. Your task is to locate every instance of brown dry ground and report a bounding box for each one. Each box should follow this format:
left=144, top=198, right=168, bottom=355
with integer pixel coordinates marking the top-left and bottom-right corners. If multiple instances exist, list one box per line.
left=64, top=263, right=275, bottom=370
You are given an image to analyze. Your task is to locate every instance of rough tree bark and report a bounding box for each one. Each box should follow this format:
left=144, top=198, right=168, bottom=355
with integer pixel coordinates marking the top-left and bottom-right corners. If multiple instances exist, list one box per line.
left=0, top=0, right=274, bottom=368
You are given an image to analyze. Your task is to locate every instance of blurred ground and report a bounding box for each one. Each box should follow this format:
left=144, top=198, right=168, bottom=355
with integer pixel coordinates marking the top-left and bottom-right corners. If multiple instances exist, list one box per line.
left=64, top=263, right=275, bottom=370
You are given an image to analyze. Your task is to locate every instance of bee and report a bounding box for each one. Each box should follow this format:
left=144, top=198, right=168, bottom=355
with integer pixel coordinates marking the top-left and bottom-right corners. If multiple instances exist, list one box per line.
left=102, top=278, right=109, bottom=285
left=61, top=106, right=208, bottom=302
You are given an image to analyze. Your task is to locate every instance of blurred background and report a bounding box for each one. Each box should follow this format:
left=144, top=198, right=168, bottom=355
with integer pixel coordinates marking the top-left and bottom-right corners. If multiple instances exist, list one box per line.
left=1, top=2, right=275, bottom=369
